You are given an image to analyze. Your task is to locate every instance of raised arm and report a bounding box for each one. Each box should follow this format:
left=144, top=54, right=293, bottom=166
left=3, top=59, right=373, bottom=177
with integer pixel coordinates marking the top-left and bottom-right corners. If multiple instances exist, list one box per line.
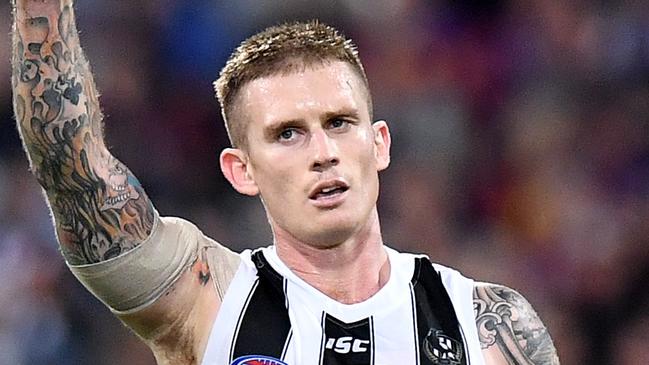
left=11, top=1, right=236, bottom=363
left=11, top=0, right=154, bottom=264
left=474, top=283, right=560, bottom=365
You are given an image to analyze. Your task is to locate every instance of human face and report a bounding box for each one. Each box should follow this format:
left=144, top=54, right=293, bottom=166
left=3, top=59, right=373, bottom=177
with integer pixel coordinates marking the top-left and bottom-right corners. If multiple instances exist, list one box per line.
left=229, top=61, right=390, bottom=247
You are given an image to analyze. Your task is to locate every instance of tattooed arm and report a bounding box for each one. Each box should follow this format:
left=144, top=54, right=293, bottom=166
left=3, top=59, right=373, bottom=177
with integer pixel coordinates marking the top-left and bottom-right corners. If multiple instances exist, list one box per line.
left=474, top=283, right=560, bottom=365
left=11, top=0, right=153, bottom=263
left=11, top=1, right=222, bottom=363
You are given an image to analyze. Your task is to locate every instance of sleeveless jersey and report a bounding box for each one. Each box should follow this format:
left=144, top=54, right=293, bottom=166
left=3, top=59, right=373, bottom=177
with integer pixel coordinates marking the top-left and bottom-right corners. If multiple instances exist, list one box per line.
left=201, top=246, right=485, bottom=365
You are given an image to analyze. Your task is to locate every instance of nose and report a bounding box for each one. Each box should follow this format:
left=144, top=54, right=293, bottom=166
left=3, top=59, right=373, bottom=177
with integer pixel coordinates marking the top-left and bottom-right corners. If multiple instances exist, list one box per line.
left=310, top=129, right=339, bottom=171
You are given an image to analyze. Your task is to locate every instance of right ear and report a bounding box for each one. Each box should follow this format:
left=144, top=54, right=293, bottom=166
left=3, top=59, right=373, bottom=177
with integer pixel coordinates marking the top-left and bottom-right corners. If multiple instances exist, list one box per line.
left=220, top=148, right=259, bottom=196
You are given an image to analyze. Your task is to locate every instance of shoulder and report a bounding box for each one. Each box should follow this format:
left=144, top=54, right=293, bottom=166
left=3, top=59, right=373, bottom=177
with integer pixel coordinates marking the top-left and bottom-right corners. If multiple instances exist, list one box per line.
left=472, top=282, right=560, bottom=365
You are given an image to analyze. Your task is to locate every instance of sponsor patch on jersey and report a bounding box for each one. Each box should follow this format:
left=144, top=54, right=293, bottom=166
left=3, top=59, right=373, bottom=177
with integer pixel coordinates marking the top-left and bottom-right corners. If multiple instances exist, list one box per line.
left=230, top=355, right=289, bottom=365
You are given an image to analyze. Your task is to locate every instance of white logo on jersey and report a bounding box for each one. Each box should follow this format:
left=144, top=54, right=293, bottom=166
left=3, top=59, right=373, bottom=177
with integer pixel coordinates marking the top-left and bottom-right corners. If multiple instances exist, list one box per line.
left=423, top=329, right=463, bottom=365
left=325, top=336, right=370, bottom=354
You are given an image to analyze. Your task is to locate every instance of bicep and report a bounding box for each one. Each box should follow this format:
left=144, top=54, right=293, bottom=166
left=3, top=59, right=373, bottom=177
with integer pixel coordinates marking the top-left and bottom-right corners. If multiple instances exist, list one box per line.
left=473, top=283, right=560, bottom=365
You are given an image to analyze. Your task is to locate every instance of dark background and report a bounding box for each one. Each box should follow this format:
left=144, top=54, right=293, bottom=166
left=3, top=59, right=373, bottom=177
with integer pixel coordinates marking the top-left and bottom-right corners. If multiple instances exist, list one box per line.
left=1, top=1, right=648, bottom=364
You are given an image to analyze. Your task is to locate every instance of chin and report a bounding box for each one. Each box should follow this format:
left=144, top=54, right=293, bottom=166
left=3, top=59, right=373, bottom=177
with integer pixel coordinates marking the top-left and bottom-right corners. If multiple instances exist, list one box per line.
left=300, top=216, right=363, bottom=248
left=270, top=202, right=376, bottom=248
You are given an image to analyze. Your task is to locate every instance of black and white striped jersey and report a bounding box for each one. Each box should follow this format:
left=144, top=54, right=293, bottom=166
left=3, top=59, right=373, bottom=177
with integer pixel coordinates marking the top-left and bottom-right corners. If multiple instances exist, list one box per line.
left=201, top=246, right=485, bottom=365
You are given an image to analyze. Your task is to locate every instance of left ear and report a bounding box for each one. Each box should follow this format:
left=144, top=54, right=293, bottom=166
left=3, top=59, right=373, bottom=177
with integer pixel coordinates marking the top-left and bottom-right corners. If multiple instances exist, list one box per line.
left=372, top=120, right=391, bottom=171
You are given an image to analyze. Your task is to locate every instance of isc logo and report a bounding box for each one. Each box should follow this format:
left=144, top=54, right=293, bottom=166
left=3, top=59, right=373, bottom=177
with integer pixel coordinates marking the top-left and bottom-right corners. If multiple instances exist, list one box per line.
left=325, top=337, right=370, bottom=354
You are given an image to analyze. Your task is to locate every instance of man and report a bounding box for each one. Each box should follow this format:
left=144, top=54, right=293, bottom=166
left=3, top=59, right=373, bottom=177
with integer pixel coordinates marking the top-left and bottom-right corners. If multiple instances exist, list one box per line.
left=11, top=1, right=559, bottom=364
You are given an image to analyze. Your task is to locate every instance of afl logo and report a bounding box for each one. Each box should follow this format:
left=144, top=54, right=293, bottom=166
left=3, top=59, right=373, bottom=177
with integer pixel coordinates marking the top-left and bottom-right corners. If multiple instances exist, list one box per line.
left=230, top=355, right=289, bottom=365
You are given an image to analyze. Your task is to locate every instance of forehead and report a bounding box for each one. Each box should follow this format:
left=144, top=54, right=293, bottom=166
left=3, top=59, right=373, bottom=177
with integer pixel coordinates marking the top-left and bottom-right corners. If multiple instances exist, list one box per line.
left=235, top=61, right=369, bottom=127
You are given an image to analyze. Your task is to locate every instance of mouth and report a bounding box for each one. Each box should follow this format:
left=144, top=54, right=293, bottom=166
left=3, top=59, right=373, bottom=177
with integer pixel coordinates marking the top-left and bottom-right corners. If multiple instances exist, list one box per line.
left=104, top=192, right=130, bottom=206
left=111, top=183, right=127, bottom=192
left=106, top=183, right=130, bottom=204
left=309, top=179, right=350, bottom=207
left=100, top=183, right=139, bottom=211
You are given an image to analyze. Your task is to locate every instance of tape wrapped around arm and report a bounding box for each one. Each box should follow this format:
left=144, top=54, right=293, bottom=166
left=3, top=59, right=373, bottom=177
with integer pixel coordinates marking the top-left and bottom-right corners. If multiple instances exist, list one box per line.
left=67, top=212, right=201, bottom=314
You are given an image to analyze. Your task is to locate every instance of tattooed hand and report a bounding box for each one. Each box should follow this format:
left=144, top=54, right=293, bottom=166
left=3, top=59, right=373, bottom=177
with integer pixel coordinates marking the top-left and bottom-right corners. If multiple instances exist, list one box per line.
left=474, top=283, right=560, bottom=365
left=11, top=0, right=155, bottom=264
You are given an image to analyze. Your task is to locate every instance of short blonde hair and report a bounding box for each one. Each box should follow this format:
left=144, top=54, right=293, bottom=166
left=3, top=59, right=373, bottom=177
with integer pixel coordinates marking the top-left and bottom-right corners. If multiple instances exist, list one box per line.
left=214, top=20, right=371, bottom=148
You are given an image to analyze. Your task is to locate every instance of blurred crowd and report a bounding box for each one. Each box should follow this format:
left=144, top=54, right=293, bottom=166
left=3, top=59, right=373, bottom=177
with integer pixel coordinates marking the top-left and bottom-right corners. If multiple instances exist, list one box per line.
left=1, top=1, right=649, bottom=364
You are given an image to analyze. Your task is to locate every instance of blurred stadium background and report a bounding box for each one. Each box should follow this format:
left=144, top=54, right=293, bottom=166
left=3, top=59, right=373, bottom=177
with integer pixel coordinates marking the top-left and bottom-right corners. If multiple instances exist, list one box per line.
left=1, top=1, right=649, bottom=364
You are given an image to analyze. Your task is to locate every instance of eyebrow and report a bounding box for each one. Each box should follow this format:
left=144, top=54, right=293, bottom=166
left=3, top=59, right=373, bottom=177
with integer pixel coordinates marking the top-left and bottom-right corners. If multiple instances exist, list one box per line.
left=322, top=107, right=361, bottom=121
left=263, top=119, right=304, bottom=141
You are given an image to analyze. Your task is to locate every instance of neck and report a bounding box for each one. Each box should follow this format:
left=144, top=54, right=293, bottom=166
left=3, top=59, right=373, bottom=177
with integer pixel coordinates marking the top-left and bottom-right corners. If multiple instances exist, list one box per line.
left=272, top=209, right=390, bottom=304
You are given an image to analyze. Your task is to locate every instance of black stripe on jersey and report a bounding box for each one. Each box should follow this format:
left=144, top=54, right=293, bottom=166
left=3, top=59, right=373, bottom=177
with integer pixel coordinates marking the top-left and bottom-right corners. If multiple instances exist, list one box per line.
left=229, top=279, right=259, bottom=362
left=230, top=251, right=292, bottom=362
left=281, top=328, right=293, bottom=360
left=281, top=272, right=293, bottom=360
left=319, top=311, right=327, bottom=365
left=321, top=314, right=373, bottom=365
left=459, top=320, right=472, bottom=365
left=369, top=316, right=376, bottom=365
left=411, top=257, right=467, bottom=365
left=283, top=276, right=290, bottom=310
left=409, top=282, right=421, bottom=365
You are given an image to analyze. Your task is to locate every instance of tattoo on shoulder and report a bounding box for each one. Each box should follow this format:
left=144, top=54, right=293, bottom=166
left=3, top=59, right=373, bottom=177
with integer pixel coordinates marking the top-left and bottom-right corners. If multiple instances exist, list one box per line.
left=192, top=247, right=212, bottom=287
left=473, top=284, right=560, bottom=365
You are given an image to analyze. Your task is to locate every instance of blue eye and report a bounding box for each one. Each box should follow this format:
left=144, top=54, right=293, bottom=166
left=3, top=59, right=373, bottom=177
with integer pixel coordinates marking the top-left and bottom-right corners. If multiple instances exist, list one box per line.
left=279, top=129, right=295, bottom=140
left=331, top=119, right=345, bottom=128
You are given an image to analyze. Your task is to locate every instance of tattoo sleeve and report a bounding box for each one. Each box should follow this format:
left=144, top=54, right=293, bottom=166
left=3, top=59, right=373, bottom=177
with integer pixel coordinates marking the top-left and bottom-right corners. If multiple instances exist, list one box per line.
left=474, top=283, right=560, bottom=365
left=11, top=0, right=154, bottom=265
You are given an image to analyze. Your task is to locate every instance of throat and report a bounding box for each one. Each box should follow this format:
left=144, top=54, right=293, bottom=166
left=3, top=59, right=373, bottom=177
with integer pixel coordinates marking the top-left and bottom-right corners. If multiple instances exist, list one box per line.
left=289, top=250, right=391, bottom=304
